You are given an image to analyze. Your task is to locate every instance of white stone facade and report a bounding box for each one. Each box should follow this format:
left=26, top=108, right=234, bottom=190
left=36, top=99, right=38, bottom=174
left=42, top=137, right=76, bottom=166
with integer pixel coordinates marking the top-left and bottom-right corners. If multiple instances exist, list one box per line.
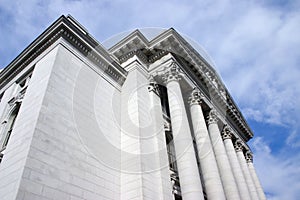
left=0, top=15, right=266, bottom=200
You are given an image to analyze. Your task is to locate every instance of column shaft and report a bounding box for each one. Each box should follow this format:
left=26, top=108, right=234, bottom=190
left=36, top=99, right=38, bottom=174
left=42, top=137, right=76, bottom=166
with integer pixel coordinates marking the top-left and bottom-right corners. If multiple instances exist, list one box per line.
left=246, top=153, right=267, bottom=200
left=165, top=67, right=204, bottom=200
left=236, top=149, right=259, bottom=200
left=207, top=110, right=240, bottom=200
left=189, top=90, right=226, bottom=200
left=223, top=137, right=251, bottom=200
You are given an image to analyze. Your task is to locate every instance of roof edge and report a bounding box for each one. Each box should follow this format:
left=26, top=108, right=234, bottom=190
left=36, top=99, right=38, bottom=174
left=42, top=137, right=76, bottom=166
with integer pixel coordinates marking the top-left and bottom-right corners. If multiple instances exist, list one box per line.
left=0, top=15, right=127, bottom=89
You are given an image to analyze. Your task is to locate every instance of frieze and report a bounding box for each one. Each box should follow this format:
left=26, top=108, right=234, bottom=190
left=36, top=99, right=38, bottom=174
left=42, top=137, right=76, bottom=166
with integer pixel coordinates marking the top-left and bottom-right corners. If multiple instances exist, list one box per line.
left=0, top=16, right=127, bottom=90
left=100, top=24, right=254, bottom=141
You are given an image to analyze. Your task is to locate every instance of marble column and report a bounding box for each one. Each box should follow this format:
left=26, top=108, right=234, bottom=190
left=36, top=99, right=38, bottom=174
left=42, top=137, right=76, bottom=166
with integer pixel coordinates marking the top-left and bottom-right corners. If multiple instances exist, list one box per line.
left=207, top=109, right=240, bottom=200
left=222, top=126, right=251, bottom=200
left=245, top=152, right=267, bottom=200
left=148, top=78, right=174, bottom=200
left=188, top=89, right=226, bottom=200
left=235, top=141, right=259, bottom=200
left=163, top=64, right=204, bottom=200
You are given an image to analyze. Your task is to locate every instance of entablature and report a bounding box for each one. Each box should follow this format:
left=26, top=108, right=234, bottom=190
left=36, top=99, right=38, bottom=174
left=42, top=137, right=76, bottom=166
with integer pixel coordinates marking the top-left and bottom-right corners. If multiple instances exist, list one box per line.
left=0, top=15, right=254, bottom=142
left=0, top=15, right=127, bottom=91
left=108, top=28, right=253, bottom=141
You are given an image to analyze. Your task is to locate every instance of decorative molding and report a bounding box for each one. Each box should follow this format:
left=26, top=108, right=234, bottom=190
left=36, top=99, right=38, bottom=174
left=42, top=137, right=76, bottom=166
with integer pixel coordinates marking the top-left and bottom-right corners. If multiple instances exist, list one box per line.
left=162, top=62, right=182, bottom=84
left=221, top=125, right=233, bottom=140
left=0, top=16, right=127, bottom=91
left=207, top=108, right=219, bottom=125
left=188, top=88, right=204, bottom=106
left=234, top=140, right=244, bottom=152
left=8, top=89, right=26, bottom=107
left=0, top=27, right=64, bottom=90
left=148, top=76, right=160, bottom=96
left=163, top=113, right=172, bottom=131
left=164, top=120, right=172, bottom=132
left=107, top=27, right=254, bottom=141
left=148, top=49, right=169, bottom=63
left=1, top=15, right=254, bottom=142
left=61, top=28, right=126, bottom=85
left=118, top=48, right=169, bottom=64
left=245, top=151, right=253, bottom=163
left=119, top=49, right=148, bottom=64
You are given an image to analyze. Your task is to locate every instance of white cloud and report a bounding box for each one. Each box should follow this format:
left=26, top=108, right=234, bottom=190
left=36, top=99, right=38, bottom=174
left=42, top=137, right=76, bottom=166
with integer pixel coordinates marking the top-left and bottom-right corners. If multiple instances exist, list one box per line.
left=242, top=108, right=264, bottom=122
left=251, top=137, right=300, bottom=200
left=286, top=128, right=300, bottom=148
left=0, top=0, right=299, bottom=198
left=199, top=1, right=300, bottom=146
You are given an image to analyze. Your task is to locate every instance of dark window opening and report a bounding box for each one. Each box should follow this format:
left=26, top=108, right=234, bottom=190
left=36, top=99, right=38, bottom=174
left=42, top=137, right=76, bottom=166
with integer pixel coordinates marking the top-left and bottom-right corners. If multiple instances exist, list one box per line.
left=158, top=85, right=170, bottom=118
left=0, top=104, right=21, bottom=163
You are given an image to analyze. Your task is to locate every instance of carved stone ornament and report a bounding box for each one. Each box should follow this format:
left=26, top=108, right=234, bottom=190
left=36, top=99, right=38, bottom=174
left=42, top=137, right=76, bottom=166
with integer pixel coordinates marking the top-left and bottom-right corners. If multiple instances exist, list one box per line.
left=207, top=108, right=219, bottom=125
left=245, top=151, right=253, bottom=163
left=220, top=89, right=227, bottom=99
left=148, top=75, right=160, bottom=96
left=8, top=92, right=24, bottom=107
left=234, top=140, right=244, bottom=152
left=188, top=88, right=204, bottom=106
left=164, top=120, right=171, bottom=131
left=162, top=62, right=181, bottom=84
left=221, top=124, right=233, bottom=140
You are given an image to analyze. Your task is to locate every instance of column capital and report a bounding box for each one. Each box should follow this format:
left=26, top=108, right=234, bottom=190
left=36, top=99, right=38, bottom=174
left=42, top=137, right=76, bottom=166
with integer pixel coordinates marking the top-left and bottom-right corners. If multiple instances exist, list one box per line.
left=188, top=88, right=204, bottom=106
left=207, top=108, right=219, bottom=125
left=162, top=62, right=182, bottom=84
left=245, top=151, right=253, bottom=163
left=221, top=125, right=233, bottom=140
left=234, top=140, right=244, bottom=152
left=148, top=75, right=160, bottom=96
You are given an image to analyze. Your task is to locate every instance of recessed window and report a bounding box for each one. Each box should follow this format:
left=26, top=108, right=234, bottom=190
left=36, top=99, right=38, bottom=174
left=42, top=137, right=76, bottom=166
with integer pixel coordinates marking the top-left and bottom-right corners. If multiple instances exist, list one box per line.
left=0, top=104, right=20, bottom=163
left=15, top=68, right=33, bottom=96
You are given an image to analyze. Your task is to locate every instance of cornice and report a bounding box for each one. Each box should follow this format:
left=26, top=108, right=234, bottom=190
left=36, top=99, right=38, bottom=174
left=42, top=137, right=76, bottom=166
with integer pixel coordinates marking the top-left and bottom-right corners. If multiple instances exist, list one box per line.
left=0, top=15, right=127, bottom=90
left=108, top=28, right=253, bottom=141
left=108, top=29, right=149, bottom=56
left=1, top=15, right=253, bottom=141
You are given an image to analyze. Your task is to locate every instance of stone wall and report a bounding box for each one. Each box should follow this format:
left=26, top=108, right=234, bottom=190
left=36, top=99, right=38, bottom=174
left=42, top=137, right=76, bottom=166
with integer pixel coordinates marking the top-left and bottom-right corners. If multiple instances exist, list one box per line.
left=0, top=43, right=122, bottom=200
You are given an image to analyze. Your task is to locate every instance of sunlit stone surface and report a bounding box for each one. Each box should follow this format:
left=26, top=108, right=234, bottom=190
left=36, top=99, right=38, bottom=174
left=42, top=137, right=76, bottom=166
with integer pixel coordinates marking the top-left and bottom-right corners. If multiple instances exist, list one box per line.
left=0, top=15, right=266, bottom=200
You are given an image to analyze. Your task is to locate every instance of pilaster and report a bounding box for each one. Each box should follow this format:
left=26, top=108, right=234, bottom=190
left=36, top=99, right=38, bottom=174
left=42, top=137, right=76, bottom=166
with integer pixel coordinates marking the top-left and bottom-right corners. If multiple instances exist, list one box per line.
left=120, top=59, right=162, bottom=199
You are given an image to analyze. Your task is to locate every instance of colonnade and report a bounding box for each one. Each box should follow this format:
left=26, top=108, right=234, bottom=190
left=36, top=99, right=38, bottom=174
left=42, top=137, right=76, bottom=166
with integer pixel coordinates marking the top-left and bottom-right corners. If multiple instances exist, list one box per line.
left=156, top=63, right=266, bottom=200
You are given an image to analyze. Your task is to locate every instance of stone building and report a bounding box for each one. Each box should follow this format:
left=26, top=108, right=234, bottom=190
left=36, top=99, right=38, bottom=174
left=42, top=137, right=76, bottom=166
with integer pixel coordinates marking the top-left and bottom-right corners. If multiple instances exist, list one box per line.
left=0, top=15, right=266, bottom=200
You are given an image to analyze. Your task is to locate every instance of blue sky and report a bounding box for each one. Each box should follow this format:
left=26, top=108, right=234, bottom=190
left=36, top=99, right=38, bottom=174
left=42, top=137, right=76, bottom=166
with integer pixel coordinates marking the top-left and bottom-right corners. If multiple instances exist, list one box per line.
left=0, top=0, right=299, bottom=199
